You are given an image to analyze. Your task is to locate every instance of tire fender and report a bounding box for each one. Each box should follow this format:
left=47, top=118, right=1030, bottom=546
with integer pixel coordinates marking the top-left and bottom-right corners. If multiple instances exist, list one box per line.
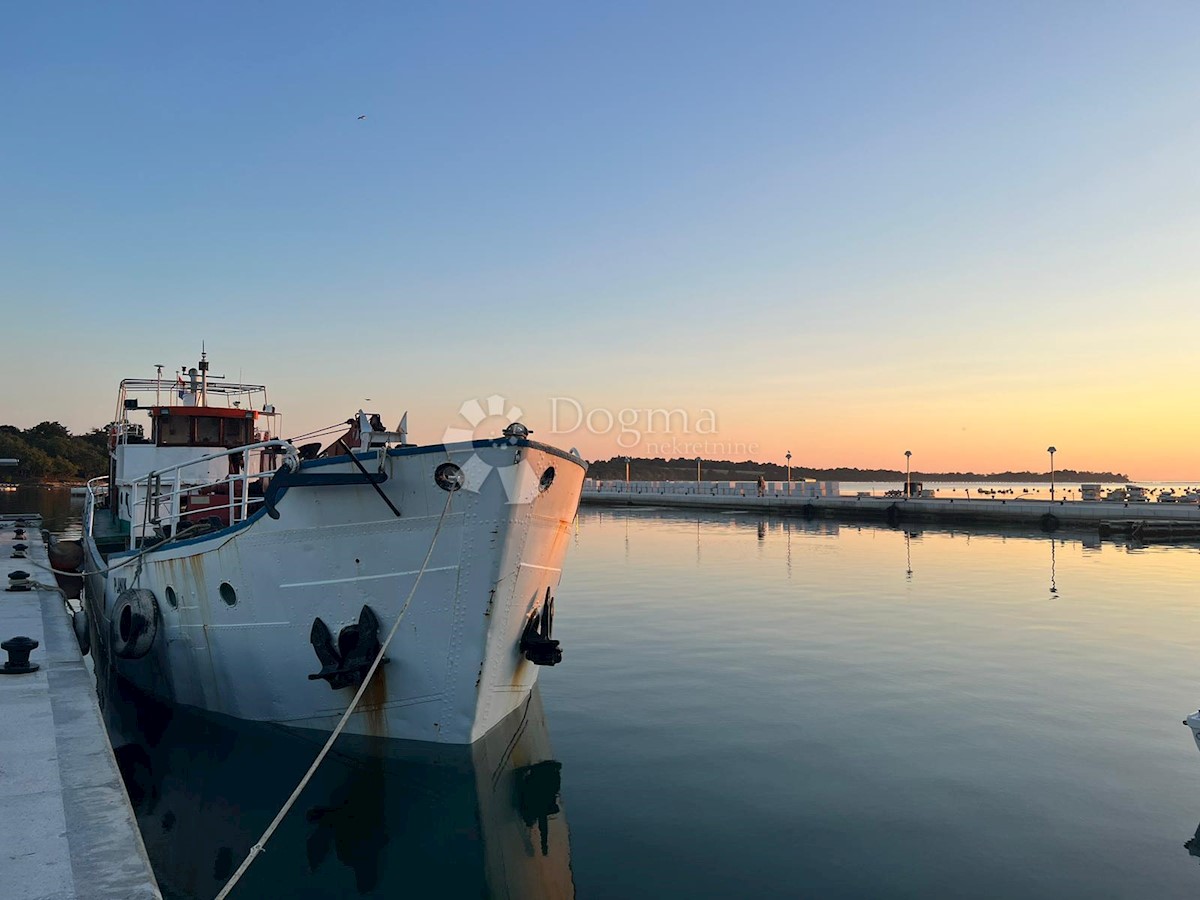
left=110, top=588, right=159, bottom=660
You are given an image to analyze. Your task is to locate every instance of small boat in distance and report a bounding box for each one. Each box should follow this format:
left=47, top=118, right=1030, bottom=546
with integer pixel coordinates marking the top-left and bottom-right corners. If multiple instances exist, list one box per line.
left=81, top=352, right=587, bottom=745
left=1185, top=710, right=1200, bottom=756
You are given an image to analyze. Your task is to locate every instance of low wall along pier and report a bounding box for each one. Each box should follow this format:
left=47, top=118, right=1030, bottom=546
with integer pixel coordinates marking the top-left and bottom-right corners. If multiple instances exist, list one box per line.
left=581, top=480, right=1200, bottom=537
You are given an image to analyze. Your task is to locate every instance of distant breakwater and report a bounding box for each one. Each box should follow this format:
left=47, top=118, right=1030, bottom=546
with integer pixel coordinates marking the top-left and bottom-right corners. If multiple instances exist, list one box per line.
left=581, top=484, right=1200, bottom=537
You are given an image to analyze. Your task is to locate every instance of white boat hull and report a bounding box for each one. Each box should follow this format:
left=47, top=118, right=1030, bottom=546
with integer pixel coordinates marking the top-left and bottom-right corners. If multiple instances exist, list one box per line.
left=84, top=439, right=584, bottom=744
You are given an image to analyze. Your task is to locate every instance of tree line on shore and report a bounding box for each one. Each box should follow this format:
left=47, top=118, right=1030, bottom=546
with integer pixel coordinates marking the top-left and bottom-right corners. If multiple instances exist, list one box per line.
left=0, top=424, right=1135, bottom=486
left=0, top=422, right=107, bottom=482
left=585, top=456, right=1130, bottom=483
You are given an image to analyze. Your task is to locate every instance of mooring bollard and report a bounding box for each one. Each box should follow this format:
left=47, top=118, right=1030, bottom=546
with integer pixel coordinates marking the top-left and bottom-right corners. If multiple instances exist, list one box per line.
left=6, top=571, right=31, bottom=591
left=1, top=636, right=40, bottom=674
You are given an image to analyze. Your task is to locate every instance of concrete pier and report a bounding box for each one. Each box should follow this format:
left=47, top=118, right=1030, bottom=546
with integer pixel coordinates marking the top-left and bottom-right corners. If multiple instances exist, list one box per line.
left=0, top=515, right=160, bottom=900
left=581, top=484, right=1200, bottom=534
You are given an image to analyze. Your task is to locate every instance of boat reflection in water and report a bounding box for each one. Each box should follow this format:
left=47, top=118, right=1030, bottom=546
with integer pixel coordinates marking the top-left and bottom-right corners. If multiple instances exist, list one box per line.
left=106, top=678, right=573, bottom=899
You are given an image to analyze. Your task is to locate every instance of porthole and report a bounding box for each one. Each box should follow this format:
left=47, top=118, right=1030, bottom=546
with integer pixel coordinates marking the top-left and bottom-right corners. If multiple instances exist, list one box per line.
left=165, top=586, right=178, bottom=609
left=219, top=582, right=237, bottom=606
left=539, top=467, right=556, bottom=492
left=435, top=462, right=464, bottom=492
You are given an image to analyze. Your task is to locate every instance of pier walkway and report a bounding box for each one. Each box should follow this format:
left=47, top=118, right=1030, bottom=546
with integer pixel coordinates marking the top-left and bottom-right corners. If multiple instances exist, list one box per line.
left=0, top=515, right=160, bottom=900
left=581, top=483, right=1200, bottom=535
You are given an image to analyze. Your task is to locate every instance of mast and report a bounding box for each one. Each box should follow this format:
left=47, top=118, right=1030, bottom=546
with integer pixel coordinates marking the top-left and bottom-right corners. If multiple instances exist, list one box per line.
left=199, top=344, right=209, bottom=406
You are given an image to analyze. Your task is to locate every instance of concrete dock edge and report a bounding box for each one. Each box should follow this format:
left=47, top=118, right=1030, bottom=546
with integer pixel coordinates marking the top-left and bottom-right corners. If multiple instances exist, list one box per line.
left=0, top=516, right=160, bottom=900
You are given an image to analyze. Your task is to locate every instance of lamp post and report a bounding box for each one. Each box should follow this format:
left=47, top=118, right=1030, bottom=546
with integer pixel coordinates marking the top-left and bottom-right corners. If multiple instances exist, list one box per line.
left=786, top=451, right=792, bottom=495
left=1047, top=446, right=1056, bottom=501
left=625, top=456, right=631, bottom=489
left=696, top=456, right=701, bottom=489
left=904, top=450, right=912, bottom=498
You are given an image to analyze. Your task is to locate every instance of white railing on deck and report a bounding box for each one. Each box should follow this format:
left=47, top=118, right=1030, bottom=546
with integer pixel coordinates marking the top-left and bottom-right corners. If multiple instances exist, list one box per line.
left=85, top=476, right=109, bottom=536
left=118, top=439, right=297, bottom=550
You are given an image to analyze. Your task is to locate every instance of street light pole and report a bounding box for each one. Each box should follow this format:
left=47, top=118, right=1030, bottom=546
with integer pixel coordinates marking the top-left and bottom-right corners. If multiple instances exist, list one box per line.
left=1047, top=446, right=1056, bottom=501
left=696, top=456, right=701, bottom=489
left=786, top=451, right=792, bottom=496
left=625, top=456, right=631, bottom=488
left=904, top=450, right=912, bottom=498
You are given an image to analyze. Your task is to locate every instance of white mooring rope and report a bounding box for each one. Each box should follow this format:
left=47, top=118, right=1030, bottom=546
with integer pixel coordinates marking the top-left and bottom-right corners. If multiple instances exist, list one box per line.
left=214, top=486, right=456, bottom=899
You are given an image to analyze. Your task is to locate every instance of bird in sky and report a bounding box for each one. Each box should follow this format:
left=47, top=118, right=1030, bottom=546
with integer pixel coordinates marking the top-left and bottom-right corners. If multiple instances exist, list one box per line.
left=357, top=115, right=367, bottom=120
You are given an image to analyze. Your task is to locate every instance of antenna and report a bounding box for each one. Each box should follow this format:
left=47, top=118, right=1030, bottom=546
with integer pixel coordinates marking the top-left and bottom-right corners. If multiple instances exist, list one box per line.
left=155, top=363, right=165, bottom=406
left=199, top=342, right=209, bottom=404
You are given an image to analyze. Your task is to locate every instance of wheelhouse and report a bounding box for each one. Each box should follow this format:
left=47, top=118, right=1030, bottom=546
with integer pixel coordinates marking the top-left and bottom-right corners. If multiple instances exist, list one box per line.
left=91, top=354, right=287, bottom=551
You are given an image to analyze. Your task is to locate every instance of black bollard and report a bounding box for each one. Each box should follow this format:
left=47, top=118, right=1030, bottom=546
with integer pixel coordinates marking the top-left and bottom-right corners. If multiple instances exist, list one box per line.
left=1, top=636, right=40, bottom=674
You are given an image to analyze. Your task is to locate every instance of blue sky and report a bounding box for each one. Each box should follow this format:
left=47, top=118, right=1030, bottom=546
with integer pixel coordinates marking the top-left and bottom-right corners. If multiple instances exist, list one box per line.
left=3, top=2, right=1198, bottom=476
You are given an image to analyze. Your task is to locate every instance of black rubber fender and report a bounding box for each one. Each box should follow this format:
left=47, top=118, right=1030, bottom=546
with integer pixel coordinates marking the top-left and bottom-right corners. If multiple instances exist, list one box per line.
left=110, top=588, right=159, bottom=660
left=1040, top=512, right=1060, bottom=533
left=885, top=503, right=902, bottom=526
left=72, top=609, right=90, bottom=656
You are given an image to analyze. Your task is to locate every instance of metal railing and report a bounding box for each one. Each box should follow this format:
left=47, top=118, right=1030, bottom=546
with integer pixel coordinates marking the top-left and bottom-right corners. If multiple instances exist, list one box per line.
left=84, top=475, right=110, bottom=537
left=110, top=440, right=298, bottom=549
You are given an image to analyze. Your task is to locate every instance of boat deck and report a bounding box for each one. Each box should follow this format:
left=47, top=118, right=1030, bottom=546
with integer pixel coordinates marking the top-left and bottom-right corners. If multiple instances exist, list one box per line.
left=89, top=504, right=130, bottom=557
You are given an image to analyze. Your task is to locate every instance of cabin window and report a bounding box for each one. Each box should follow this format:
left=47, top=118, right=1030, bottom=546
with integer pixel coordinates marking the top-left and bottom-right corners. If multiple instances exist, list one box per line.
left=223, top=418, right=249, bottom=447
left=195, top=417, right=222, bottom=446
left=159, top=415, right=190, bottom=446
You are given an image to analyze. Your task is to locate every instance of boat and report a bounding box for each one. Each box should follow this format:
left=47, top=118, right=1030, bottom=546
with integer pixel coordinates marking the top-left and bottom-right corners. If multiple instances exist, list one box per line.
left=1125, top=484, right=1149, bottom=503
left=1157, top=489, right=1178, bottom=503
left=1185, top=711, right=1200, bottom=756
left=81, top=353, right=586, bottom=745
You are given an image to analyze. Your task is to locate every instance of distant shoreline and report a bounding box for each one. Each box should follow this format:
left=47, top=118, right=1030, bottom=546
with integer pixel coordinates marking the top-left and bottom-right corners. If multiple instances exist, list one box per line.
left=585, top=456, right=1143, bottom=484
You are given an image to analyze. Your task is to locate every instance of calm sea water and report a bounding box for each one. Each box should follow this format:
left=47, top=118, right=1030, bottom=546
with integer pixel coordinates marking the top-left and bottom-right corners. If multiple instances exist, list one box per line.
left=10, top=490, right=1200, bottom=897
left=553, top=509, right=1200, bottom=899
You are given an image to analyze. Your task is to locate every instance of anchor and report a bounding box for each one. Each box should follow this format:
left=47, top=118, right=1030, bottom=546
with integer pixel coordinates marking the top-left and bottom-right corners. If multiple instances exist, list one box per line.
left=307, top=605, right=387, bottom=690
left=520, top=588, right=562, bottom=666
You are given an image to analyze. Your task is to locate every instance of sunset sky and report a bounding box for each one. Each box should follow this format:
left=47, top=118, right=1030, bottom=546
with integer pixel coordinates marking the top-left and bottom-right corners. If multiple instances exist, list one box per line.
left=3, top=3, right=1197, bottom=478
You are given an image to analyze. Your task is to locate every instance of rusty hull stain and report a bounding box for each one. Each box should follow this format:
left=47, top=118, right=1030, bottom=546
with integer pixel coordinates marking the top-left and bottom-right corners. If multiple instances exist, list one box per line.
left=359, top=668, right=389, bottom=738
